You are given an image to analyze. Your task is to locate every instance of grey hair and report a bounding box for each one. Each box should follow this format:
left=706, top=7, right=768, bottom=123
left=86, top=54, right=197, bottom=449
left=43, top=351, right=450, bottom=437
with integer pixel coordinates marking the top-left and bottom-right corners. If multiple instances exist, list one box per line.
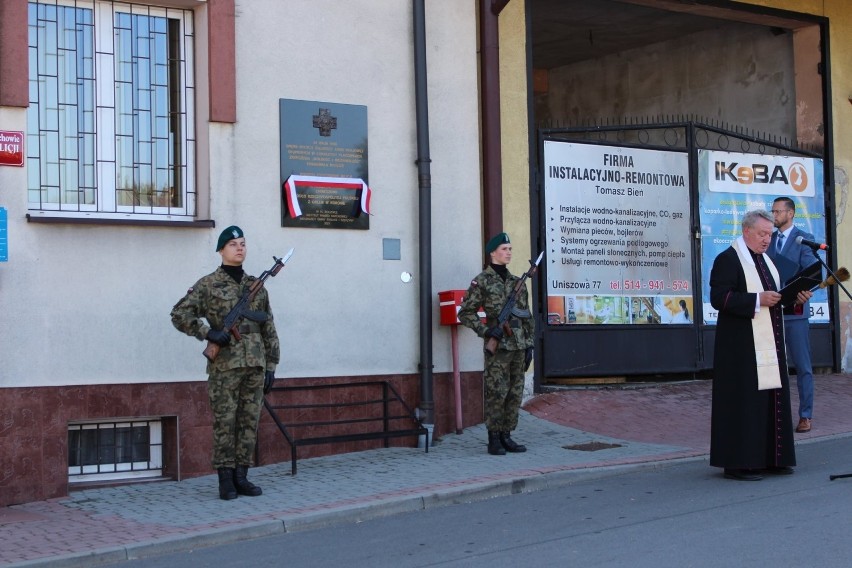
left=742, top=209, right=773, bottom=229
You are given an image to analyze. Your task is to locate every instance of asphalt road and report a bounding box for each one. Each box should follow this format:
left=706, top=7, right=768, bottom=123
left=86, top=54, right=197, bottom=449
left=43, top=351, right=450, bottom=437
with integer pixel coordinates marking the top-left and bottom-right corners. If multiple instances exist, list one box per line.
left=108, top=436, right=852, bottom=568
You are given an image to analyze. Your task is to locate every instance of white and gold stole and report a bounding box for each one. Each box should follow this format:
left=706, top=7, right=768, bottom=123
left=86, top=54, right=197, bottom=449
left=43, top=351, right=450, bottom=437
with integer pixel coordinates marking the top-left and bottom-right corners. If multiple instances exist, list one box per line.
left=733, top=237, right=782, bottom=390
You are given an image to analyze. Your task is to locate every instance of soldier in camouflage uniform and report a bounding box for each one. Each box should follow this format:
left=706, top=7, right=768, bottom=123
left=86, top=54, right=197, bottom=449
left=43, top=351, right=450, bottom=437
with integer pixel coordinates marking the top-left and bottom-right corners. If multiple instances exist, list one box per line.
left=171, top=226, right=280, bottom=500
left=458, top=232, right=534, bottom=455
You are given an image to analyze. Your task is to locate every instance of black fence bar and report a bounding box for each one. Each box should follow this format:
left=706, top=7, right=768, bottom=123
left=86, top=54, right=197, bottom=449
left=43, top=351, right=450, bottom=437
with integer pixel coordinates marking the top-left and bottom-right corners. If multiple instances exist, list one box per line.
left=263, top=381, right=428, bottom=475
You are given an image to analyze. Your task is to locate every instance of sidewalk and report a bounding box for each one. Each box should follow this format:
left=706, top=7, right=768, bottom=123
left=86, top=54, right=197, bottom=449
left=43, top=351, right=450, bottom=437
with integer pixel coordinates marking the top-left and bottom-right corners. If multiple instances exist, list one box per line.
left=2, top=374, right=851, bottom=567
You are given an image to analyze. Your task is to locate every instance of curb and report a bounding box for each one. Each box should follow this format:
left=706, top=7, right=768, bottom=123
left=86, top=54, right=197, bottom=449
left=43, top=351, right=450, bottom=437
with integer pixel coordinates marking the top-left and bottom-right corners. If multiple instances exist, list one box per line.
left=8, top=433, right=850, bottom=568
left=3, top=455, right=706, bottom=568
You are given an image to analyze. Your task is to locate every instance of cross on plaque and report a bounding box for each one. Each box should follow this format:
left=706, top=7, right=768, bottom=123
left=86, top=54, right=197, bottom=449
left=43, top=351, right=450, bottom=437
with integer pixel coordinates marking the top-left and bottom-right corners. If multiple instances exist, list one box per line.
left=312, top=108, right=338, bottom=137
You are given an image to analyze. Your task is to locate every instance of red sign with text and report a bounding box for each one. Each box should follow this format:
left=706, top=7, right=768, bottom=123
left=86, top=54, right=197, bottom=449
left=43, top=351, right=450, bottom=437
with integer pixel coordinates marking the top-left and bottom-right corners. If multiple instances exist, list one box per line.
left=0, top=131, right=24, bottom=167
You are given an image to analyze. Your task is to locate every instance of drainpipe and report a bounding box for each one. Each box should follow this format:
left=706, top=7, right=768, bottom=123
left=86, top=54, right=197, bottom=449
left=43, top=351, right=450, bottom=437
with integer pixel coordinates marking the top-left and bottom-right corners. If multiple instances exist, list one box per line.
left=413, top=0, right=434, bottom=427
left=480, top=0, right=510, bottom=240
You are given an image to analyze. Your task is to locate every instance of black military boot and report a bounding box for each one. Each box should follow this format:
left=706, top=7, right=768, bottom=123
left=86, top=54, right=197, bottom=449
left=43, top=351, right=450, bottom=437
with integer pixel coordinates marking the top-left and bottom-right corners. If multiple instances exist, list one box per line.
left=233, top=465, right=262, bottom=496
left=500, top=431, right=527, bottom=453
left=217, top=467, right=238, bottom=500
left=487, top=431, right=506, bottom=455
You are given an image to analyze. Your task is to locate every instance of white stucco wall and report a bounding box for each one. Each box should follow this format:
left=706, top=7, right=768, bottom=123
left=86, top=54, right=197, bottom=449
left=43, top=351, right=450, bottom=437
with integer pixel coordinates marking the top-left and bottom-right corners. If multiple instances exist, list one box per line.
left=0, top=0, right=484, bottom=388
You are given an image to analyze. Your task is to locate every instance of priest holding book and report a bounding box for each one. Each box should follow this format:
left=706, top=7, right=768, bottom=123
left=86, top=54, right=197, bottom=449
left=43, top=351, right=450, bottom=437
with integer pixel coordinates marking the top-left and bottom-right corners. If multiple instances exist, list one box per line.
left=709, top=210, right=812, bottom=481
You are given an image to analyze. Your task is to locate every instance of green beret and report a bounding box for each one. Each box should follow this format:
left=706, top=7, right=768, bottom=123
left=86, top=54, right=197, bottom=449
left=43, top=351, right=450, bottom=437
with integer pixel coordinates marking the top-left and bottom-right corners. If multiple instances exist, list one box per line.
left=485, top=232, right=510, bottom=254
left=216, top=225, right=244, bottom=251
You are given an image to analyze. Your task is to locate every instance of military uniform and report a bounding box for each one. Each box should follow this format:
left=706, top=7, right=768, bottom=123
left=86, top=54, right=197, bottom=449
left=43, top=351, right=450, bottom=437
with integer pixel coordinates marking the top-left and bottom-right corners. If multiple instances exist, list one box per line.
left=170, top=226, right=279, bottom=499
left=171, top=267, right=279, bottom=467
left=458, top=240, right=534, bottom=455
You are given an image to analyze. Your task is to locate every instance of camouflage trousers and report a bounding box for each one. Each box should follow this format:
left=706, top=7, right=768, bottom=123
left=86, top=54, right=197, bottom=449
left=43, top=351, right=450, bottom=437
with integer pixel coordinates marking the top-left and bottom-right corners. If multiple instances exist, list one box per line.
left=483, top=348, right=526, bottom=432
left=207, top=366, right=264, bottom=469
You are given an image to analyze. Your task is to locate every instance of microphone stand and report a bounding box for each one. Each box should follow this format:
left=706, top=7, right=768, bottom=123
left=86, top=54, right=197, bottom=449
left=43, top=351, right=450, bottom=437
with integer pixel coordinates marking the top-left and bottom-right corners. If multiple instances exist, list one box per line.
left=807, top=250, right=852, bottom=480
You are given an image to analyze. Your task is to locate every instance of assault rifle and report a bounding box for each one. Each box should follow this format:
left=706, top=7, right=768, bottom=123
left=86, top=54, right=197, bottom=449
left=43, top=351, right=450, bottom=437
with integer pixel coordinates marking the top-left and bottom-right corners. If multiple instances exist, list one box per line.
left=485, top=251, right=544, bottom=355
left=203, top=249, right=294, bottom=362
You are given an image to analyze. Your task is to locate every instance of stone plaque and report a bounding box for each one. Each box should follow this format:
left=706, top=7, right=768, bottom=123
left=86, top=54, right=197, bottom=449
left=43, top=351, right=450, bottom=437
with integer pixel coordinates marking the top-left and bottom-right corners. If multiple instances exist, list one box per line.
left=279, top=99, right=369, bottom=229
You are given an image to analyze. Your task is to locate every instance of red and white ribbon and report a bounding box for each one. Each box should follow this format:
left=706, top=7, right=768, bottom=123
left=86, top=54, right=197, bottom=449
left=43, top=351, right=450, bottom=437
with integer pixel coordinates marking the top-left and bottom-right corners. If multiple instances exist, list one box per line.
left=283, top=174, right=373, bottom=219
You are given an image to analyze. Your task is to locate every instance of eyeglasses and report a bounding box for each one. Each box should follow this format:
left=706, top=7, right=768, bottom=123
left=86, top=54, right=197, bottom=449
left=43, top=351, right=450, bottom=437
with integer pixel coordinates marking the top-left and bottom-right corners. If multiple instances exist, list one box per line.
left=770, top=209, right=791, bottom=215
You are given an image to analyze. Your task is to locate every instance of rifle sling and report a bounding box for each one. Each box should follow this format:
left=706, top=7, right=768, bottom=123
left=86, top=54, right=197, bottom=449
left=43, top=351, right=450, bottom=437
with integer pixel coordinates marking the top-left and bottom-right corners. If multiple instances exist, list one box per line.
left=511, top=307, right=531, bottom=319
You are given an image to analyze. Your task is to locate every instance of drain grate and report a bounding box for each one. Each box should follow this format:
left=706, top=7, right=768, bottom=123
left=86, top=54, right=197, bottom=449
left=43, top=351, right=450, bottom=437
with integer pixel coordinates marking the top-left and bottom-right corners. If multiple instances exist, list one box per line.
left=563, top=441, right=622, bottom=452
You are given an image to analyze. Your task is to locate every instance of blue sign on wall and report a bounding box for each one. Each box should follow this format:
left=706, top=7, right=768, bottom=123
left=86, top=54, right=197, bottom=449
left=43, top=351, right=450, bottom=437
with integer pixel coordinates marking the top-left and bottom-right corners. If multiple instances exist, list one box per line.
left=0, top=207, right=7, bottom=262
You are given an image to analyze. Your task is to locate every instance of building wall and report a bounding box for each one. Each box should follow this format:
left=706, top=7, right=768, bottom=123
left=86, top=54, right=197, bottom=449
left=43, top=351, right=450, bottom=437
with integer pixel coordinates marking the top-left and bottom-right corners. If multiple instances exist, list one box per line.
left=0, top=0, right=487, bottom=506
left=499, top=0, right=534, bottom=271
left=1, top=371, right=483, bottom=505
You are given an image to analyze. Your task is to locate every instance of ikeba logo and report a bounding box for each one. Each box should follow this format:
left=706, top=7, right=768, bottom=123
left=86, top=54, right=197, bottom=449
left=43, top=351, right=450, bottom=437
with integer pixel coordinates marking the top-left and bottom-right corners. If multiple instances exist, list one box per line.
left=714, top=161, right=809, bottom=193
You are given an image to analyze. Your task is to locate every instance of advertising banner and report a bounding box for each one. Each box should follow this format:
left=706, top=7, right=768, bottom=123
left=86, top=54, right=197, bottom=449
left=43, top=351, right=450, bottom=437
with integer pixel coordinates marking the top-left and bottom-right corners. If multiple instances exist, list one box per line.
left=698, top=149, right=827, bottom=323
left=543, top=141, right=692, bottom=325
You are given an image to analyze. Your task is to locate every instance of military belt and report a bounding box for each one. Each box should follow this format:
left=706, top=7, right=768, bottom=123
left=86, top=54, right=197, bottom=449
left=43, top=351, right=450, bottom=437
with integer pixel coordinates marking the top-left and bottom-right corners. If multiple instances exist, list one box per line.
left=238, top=323, right=261, bottom=334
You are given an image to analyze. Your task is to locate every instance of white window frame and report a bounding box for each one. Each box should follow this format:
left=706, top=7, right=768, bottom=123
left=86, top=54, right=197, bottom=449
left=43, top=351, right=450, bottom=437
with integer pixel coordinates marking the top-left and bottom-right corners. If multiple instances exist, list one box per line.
left=27, top=0, right=196, bottom=221
left=68, top=419, right=164, bottom=483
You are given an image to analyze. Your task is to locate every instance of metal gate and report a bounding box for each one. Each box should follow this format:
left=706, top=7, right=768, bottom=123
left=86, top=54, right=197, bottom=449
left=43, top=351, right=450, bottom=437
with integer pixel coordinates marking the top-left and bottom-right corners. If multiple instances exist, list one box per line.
left=533, top=118, right=836, bottom=382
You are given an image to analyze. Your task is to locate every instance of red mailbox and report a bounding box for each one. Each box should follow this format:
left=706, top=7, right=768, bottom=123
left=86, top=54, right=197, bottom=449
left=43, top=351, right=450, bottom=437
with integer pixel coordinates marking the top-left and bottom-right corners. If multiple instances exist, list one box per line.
left=438, top=290, right=486, bottom=326
left=438, top=289, right=486, bottom=435
left=438, top=290, right=466, bottom=326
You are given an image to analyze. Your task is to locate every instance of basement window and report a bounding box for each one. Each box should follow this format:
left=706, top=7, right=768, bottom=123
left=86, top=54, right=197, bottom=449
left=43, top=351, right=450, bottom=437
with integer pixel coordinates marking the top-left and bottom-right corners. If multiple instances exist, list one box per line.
left=68, top=419, right=163, bottom=483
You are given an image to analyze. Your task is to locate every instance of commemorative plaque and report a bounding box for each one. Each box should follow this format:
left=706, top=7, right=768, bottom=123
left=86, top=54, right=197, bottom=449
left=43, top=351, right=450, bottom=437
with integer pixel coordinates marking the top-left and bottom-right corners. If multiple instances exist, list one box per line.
left=279, top=99, right=369, bottom=229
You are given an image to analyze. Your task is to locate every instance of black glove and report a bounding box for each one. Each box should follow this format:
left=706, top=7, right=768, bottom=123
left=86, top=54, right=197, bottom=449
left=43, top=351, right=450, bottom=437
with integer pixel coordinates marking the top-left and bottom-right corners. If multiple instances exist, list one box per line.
left=485, top=326, right=504, bottom=340
left=524, top=347, right=533, bottom=371
left=263, top=371, right=275, bottom=394
left=206, top=328, right=231, bottom=347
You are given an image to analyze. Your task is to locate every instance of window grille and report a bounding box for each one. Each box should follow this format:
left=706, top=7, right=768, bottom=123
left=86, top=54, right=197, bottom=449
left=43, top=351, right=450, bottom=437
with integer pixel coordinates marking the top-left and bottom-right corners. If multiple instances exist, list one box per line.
left=68, top=419, right=163, bottom=483
left=27, top=0, right=196, bottom=220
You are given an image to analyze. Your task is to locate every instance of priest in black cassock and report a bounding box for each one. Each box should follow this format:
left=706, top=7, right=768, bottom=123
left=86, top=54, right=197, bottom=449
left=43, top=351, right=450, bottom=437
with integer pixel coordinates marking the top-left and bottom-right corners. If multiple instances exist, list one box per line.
left=709, top=209, right=813, bottom=481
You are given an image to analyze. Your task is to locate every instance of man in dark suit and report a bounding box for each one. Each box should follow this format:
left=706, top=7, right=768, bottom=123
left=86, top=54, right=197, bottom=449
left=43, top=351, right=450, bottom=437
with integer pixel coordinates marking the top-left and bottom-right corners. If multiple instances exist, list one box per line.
left=767, top=197, right=818, bottom=434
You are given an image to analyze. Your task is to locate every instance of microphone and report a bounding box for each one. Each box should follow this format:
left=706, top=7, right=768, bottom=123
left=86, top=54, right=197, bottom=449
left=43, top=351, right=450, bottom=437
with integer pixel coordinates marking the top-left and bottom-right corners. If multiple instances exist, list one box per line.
left=795, top=235, right=829, bottom=251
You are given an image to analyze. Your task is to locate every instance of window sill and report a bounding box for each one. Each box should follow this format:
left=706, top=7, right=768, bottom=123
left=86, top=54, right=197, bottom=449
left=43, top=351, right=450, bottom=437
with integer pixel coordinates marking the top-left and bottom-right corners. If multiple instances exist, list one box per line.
left=26, top=214, right=215, bottom=228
